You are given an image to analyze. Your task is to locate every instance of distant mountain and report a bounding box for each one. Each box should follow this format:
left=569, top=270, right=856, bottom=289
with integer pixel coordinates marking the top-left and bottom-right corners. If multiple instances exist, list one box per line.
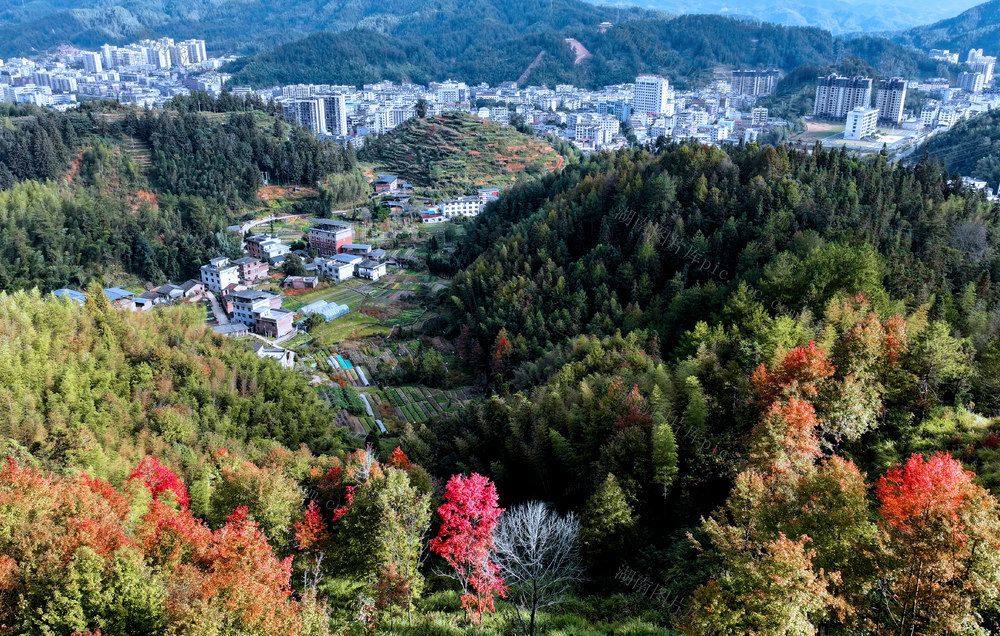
left=592, top=0, right=983, bottom=35
left=0, top=0, right=646, bottom=57
left=225, top=14, right=943, bottom=89
left=894, top=0, right=1000, bottom=54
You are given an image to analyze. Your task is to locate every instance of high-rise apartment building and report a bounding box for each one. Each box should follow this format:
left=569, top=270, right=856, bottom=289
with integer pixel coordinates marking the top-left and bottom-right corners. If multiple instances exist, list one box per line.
left=960, top=71, right=986, bottom=94
left=968, top=49, right=996, bottom=83
left=731, top=69, right=781, bottom=96
left=813, top=74, right=872, bottom=118
left=281, top=98, right=327, bottom=136
left=322, top=93, right=348, bottom=136
left=876, top=77, right=907, bottom=124
left=82, top=52, right=102, bottom=73
left=633, top=74, right=675, bottom=116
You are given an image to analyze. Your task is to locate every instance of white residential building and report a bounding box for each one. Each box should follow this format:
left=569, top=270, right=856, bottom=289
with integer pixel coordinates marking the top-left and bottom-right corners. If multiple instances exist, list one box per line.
left=229, top=289, right=281, bottom=328
left=845, top=107, right=879, bottom=140
left=356, top=259, right=387, bottom=281
left=440, top=196, right=486, bottom=218
left=929, top=49, right=959, bottom=64
left=968, top=49, right=996, bottom=84
left=317, top=254, right=362, bottom=281
left=436, top=80, right=469, bottom=103
left=200, top=257, right=240, bottom=293
left=876, top=77, right=907, bottom=124
left=634, top=74, right=675, bottom=117
left=322, top=93, right=348, bottom=136
left=814, top=75, right=872, bottom=119
left=82, top=52, right=102, bottom=73
left=281, top=97, right=327, bottom=135
left=960, top=72, right=986, bottom=94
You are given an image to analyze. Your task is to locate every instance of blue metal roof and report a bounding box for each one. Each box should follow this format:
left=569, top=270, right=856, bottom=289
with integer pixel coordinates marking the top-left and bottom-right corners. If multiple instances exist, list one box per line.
left=102, top=287, right=134, bottom=302
left=332, top=254, right=362, bottom=264
left=52, top=289, right=86, bottom=304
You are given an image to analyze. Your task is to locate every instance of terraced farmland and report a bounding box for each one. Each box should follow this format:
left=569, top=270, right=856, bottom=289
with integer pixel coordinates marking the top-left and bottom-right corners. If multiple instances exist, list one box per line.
left=381, top=385, right=469, bottom=423
left=360, top=112, right=561, bottom=195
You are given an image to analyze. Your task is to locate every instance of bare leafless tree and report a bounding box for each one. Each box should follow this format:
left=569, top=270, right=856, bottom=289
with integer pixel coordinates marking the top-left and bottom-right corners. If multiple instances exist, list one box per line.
left=493, top=502, right=585, bottom=635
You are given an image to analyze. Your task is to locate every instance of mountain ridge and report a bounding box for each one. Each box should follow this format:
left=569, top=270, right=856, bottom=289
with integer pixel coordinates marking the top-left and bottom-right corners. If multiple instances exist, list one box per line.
left=893, top=0, right=1000, bottom=54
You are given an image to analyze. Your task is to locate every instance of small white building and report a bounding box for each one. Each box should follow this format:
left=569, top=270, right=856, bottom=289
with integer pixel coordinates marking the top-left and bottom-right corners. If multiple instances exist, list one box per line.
left=845, top=107, right=878, bottom=141
left=250, top=342, right=295, bottom=369
left=356, top=259, right=388, bottom=281
left=440, top=196, right=486, bottom=218
left=326, top=254, right=362, bottom=281
left=200, top=257, right=240, bottom=293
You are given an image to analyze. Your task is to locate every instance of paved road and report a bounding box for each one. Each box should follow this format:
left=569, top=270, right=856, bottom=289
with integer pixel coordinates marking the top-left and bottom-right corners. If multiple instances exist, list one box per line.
left=205, top=291, right=228, bottom=325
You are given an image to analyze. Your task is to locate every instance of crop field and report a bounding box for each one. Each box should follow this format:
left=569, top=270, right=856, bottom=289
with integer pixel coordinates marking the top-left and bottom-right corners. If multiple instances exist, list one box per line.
left=380, top=384, right=470, bottom=423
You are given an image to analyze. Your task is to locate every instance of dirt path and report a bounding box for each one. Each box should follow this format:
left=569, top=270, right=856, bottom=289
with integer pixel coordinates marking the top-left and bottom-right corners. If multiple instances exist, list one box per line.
left=517, top=50, right=547, bottom=86
left=564, top=38, right=592, bottom=64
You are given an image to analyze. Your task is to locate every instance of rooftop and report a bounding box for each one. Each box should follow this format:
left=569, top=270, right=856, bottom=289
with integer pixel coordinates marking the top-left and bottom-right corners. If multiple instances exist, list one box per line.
left=332, top=254, right=363, bottom=264
left=52, top=288, right=86, bottom=304
left=230, top=289, right=278, bottom=301
left=213, top=323, right=249, bottom=335
left=103, top=287, right=135, bottom=302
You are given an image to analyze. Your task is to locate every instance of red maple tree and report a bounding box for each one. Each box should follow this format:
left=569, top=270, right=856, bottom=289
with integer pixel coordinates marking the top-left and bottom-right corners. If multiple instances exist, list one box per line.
left=429, top=473, right=507, bottom=622
left=127, top=456, right=191, bottom=508
left=294, top=501, right=329, bottom=552
left=749, top=396, right=823, bottom=476
left=876, top=451, right=974, bottom=532
left=750, top=341, right=835, bottom=407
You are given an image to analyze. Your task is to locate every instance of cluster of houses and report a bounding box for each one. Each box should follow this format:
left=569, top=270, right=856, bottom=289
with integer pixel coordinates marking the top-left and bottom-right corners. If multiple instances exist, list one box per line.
left=369, top=174, right=501, bottom=225
left=51, top=188, right=415, bottom=366
left=305, top=220, right=389, bottom=281
left=197, top=219, right=395, bottom=340
left=52, top=281, right=206, bottom=311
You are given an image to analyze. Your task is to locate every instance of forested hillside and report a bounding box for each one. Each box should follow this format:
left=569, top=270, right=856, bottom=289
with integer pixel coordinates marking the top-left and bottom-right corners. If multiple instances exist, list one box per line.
left=917, top=108, right=1000, bottom=190
left=0, top=96, right=359, bottom=291
left=0, top=288, right=352, bottom=634
left=406, top=142, right=1000, bottom=632
left=634, top=0, right=982, bottom=34
left=0, top=0, right=643, bottom=57
left=895, top=0, right=1000, bottom=56
left=8, top=109, right=1000, bottom=631
left=227, top=16, right=941, bottom=89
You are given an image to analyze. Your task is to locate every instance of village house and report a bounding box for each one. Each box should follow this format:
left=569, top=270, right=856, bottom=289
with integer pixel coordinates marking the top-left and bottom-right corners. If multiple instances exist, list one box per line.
left=254, top=308, right=295, bottom=339
left=373, top=174, right=413, bottom=195
left=282, top=275, right=319, bottom=289
left=356, top=259, right=388, bottom=281
left=308, top=220, right=354, bottom=257
left=103, top=287, right=136, bottom=311
left=316, top=254, right=361, bottom=282
left=245, top=234, right=291, bottom=264
left=229, top=289, right=282, bottom=328
left=135, top=291, right=160, bottom=310
left=213, top=323, right=250, bottom=337
left=52, top=289, right=87, bottom=305
left=234, top=256, right=269, bottom=285
left=200, top=257, right=240, bottom=293
left=250, top=342, right=296, bottom=369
